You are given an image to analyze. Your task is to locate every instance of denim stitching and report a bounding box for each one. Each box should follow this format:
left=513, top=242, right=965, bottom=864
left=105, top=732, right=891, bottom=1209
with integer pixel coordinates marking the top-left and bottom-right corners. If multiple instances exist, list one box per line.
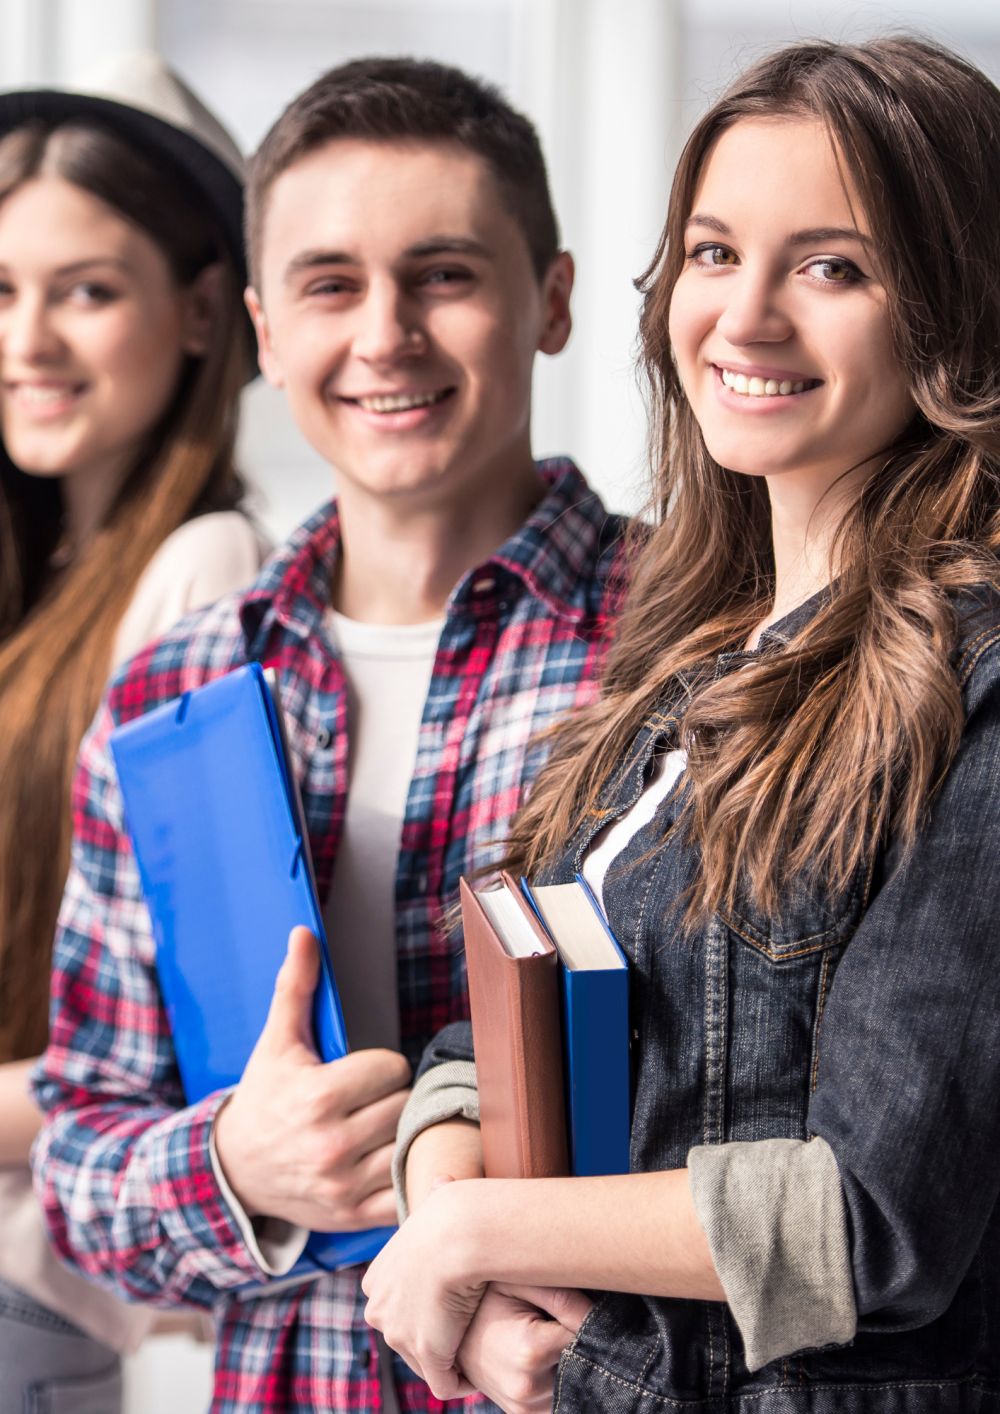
left=958, top=627, right=1000, bottom=685
left=721, top=914, right=842, bottom=960
left=635, top=1336, right=661, bottom=1387
left=702, top=919, right=728, bottom=1145
left=559, top=1354, right=979, bottom=1408
left=810, top=950, right=833, bottom=1094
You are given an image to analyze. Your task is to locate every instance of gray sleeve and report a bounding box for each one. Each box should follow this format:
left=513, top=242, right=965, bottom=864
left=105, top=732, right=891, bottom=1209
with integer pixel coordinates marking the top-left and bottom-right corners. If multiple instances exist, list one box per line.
left=392, top=1060, right=480, bottom=1221
left=687, top=1136, right=857, bottom=1371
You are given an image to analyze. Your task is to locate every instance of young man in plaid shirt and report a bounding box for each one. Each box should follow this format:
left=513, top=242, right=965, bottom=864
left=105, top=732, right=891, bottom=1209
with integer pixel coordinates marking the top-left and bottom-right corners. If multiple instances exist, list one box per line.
left=32, top=57, right=627, bottom=1414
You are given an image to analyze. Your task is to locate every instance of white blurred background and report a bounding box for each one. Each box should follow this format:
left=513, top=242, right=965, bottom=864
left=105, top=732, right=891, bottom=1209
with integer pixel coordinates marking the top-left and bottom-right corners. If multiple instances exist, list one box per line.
left=3, top=0, right=999, bottom=1407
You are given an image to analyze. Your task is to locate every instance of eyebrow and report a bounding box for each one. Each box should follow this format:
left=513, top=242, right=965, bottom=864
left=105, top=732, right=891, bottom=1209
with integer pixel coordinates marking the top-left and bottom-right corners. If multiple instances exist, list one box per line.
left=283, top=235, right=495, bottom=284
left=685, top=214, right=871, bottom=246
left=0, top=257, right=133, bottom=276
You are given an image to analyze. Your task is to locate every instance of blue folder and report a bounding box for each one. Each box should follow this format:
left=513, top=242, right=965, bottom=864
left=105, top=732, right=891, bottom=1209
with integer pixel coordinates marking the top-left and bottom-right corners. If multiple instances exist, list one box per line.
left=110, top=662, right=394, bottom=1274
left=521, top=877, right=631, bottom=1177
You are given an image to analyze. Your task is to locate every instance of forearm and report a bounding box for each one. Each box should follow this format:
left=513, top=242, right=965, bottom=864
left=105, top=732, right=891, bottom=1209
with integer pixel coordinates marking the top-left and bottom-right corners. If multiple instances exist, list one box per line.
left=405, top=1117, right=483, bottom=1212
left=453, top=1170, right=724, bottom=1301
left=0, top=1059, right=41, bottom=1166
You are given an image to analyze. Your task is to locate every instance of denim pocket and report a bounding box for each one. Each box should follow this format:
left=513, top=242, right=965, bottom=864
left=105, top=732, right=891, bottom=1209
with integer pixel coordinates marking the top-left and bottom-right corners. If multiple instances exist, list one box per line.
left=718, top=852, right=871, bottom=959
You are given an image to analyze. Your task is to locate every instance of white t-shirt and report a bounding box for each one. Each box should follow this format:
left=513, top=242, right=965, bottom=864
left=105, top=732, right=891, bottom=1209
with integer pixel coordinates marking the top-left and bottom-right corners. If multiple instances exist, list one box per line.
left=581, top=749, right=688, bottom=910
left=323, top=610, right=444, bottom=1052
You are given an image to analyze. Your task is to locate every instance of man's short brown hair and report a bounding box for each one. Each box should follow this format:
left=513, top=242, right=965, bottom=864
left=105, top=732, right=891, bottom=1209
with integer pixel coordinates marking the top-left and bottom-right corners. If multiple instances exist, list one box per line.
left=246, top=56, right=560, bottom=288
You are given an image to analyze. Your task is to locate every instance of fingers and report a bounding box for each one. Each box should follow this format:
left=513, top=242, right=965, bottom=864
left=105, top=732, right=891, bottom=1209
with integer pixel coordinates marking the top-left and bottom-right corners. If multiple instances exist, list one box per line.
left=499, top=1283, right=593, bottom=1334
left=328, top=1046, right=412, bottom=1112
left=455, top=1283, right=574, bottom=1413
left=338, top=1083, right=409, bottom=1156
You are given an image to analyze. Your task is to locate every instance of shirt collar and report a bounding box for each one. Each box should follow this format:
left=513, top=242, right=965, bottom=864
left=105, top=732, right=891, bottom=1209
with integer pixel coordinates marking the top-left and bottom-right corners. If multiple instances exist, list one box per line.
left=452, top=457, right=615, bottom=621
left=755, top=582, right=833, bottom=650
left=238, top=457, right=614, bottom=655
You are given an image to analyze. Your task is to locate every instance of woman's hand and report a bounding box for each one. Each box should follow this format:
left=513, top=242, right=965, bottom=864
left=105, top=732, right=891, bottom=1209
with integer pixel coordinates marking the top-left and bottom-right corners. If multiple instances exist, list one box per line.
left=457, top=1282, right=592, bottom=1413
left=362, top=1179, right=489, bottom=1399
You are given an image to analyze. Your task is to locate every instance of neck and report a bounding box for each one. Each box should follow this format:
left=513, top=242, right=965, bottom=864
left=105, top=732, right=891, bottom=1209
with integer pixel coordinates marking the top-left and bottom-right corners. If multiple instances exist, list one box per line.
left=749, top=462, right=865, bottom=646
left=58, top=451, right=134, bottom=553
left=332, top=458, right=545, bottom=625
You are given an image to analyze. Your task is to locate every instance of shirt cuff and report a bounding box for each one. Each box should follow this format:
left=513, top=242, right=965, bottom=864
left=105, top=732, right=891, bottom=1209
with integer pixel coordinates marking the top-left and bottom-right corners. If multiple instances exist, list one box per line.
left=687, top=1136, right=857, bottom=1371
left=208, top=1103, right=308, bottom=1277
left=392, top=1060, right=479, bottom=1221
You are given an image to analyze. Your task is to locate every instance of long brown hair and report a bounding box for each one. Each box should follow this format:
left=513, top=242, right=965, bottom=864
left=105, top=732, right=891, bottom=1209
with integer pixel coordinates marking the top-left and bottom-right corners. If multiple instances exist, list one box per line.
left=0, top=121, right=248, bottom=1060
left=505, top=36, right=1000, bottom=920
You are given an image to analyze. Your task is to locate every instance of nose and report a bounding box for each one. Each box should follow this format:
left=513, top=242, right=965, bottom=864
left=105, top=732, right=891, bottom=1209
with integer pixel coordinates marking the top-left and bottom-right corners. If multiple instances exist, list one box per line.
left=352, top=280, right=425, bottom=366
left=0, top=291, right=62, bottom=363
left=714, top=268, right=792, bottom=348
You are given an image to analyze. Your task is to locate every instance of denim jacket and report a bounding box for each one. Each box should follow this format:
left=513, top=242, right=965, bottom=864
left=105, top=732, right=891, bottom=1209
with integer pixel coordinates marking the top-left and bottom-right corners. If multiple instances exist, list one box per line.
left=422, top=588, right=1000, bottom=1411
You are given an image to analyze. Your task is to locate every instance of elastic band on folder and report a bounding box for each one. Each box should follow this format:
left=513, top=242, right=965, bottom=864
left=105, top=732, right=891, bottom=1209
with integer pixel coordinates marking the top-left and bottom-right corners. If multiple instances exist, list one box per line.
left=174, top=693, right=191, bottom=725
left=289, top=840, right=303, bottom=880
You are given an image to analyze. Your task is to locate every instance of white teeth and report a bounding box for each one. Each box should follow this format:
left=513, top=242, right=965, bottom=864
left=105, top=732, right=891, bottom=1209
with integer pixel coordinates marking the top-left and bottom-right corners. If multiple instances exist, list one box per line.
left=720, top=368, right=812, bottom=398
left=11, top=384, right=78, bottom=405
left=357, top=391, right=442, bottom=413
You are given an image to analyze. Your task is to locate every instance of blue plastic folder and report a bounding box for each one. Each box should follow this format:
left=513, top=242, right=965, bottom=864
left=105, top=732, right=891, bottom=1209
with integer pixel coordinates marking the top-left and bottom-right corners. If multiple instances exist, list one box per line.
left=109, top=662, right=394, bottom=1274
left=521, top=876, right=631, bottom=1177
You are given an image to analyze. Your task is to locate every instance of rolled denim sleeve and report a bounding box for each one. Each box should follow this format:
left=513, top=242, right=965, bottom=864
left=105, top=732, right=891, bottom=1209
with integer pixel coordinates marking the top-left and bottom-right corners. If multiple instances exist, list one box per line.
left=805, top=640, right=1000, bottom=1331
left=31, top=703, right=275, bottom=1307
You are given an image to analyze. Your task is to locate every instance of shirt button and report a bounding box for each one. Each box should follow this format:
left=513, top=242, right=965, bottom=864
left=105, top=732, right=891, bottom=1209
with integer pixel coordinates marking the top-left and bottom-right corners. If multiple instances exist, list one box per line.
left=316, top=726, right=333, bottom=749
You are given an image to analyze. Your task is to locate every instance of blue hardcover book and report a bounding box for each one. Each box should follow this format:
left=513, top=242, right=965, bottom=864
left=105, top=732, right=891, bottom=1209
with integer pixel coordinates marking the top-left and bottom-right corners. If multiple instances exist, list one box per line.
left=521, top=877, right=630, bottom=1176
left=109, top=662, right=394, bottom=1274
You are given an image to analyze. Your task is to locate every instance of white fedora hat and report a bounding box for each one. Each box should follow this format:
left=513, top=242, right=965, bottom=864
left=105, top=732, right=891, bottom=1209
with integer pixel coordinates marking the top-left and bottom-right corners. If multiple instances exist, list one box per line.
left=0, top=51, right=247, bottom=286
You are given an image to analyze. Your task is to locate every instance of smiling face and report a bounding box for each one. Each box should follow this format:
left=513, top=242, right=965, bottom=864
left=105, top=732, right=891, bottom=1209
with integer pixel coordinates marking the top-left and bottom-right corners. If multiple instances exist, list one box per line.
left=0, top=175, right=206, bottom=504
left=668, top=116, right=915, bottom=504
left=247, top=138, right=572, bottom=513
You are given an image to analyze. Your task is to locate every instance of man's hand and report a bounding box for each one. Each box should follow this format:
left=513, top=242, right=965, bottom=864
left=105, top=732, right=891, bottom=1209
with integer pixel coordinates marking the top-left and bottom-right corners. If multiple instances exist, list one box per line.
left=457, top=1283, right=592, bottom=1413
left=214, top=926, right=410, bottom=1229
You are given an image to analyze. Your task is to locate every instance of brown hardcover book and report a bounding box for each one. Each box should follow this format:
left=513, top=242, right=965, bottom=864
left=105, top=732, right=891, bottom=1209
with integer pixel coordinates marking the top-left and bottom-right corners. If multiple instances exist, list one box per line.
left=460, top=873, right=570, bottom=1178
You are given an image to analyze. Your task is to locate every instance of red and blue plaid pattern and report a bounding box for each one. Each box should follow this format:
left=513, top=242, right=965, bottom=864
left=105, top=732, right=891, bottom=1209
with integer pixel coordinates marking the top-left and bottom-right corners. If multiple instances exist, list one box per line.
left=33, top=461, right=626, bottom=1413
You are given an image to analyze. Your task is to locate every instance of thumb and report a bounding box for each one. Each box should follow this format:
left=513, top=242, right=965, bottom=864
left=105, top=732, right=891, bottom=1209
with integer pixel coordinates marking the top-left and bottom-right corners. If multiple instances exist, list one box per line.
left=259, top=926, right=320, bottom=1057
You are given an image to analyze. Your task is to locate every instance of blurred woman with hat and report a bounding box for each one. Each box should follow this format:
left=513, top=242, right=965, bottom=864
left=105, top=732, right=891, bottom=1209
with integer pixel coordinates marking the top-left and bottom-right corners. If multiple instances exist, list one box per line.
left=0, top=51, right=264, bottom=1411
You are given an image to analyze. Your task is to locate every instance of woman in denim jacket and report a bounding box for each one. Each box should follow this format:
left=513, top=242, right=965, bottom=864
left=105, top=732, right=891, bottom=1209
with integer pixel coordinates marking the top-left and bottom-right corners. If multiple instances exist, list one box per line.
left=363, top=36, right=1000, bottom=1413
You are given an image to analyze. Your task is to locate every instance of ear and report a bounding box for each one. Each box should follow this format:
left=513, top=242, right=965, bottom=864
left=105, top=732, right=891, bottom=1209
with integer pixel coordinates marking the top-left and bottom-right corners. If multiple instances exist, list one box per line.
left=537, top=250, right=574, bottom=356
left=244, top=285, right=284, bottom=389
left=180, top=261, right=225, bottom=358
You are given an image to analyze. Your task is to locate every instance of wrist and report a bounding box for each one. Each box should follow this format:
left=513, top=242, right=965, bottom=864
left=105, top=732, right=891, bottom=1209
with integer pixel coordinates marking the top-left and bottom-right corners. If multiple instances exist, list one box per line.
left=212, top=1094, right=261, bottom=1219
left=439, top=1178, right=515, bottom=1284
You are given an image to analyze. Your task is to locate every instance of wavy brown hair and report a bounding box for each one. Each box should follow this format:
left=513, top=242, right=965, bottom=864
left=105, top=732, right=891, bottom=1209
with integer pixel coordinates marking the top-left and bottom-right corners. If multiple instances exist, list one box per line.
left=0, top=121, right=248, bottom=1060
left=503, top=36, right=1000, bottom=920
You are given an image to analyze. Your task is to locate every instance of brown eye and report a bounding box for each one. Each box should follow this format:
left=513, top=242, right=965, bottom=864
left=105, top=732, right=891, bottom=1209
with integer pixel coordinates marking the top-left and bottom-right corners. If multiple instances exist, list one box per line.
left=690, top=244, right=738, bottom=268
left=806, top=257, right=861, bottom=285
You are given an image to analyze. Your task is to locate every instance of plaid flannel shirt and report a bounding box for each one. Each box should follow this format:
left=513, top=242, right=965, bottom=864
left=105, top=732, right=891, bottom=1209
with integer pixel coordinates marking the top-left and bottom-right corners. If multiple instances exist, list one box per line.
left=32, top=459, right=627, bottom=1414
